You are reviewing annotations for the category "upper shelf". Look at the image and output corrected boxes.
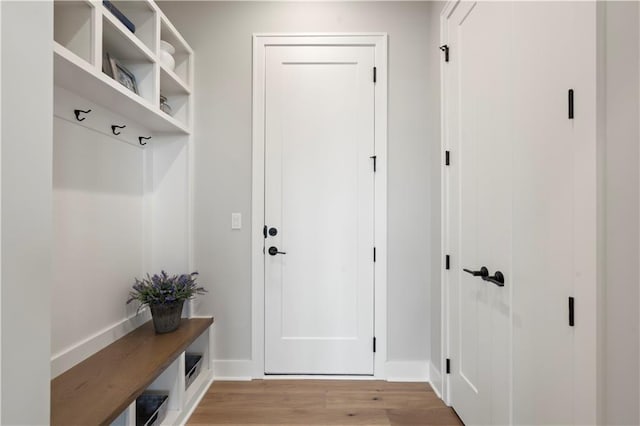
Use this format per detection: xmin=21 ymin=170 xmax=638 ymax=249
xmin=54 ymin=43 xmax=189 ymax=134
xmin=53 ymin=0 xmax=193 ymax=135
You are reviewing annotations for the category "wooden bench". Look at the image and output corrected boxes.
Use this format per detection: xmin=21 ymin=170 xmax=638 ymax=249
xmin=51 ymin=317 xmax=213 ymax=425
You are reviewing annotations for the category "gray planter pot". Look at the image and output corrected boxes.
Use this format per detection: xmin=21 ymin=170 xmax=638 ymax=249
xmin=149 ymin=300 xmax=184 ymax=334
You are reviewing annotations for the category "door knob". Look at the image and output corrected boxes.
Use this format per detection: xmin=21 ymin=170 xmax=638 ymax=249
xmin=463 ymin=266 xmax=489 ymax=278
xmin=483 ymin=271 xmax=505 ymax=287
xmin=268 ymin=227 xmax=278 ymax=236
xmin=268 ymin=246 xmax=287 ymax=256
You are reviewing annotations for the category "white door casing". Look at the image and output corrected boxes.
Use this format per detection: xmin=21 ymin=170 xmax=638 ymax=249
xmin=252 ymin=34 xmax=388 ymax=378
xmin=442 ymin=1 xmax=598 ymax=425
xmin=264 ymin=45 xmax=375 ymax=375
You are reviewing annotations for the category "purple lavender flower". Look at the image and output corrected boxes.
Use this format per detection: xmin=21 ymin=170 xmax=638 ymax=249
xmin=126 ymin=271 xmax=206 ymax=311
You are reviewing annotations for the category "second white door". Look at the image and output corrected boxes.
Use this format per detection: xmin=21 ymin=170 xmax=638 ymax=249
xmin=264 ymin=44 xmax=376 ymax=375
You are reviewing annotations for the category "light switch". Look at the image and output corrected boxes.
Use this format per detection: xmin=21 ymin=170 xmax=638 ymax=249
xmin=231 ymin=213 xmax=242 ymax=230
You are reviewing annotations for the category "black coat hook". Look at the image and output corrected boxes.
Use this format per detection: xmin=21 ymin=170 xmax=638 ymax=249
xmin=139 ymin=136 xmax=151 ymax=146
xmin=111 ymin=125 xmax=126 ymax=135
xmin=74 ymin=109 xmax=92 ymax=121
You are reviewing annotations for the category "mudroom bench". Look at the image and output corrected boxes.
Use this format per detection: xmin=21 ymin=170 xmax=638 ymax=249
xmin=51 ymin=317 xmax=214 ymax=425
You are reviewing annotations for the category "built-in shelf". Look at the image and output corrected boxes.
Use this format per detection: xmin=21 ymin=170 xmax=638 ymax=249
xmin=53 ymin=0 xmax=193 ymax=136
xmin=51 ymin=318 xmax=213 ymax=426
xmin=55 ymin=43 xmax=190 ymax=134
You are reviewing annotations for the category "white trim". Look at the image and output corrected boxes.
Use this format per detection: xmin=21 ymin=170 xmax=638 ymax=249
xmin=440 ymin=0 xmax=458 ymax=406
xmin=263 ymin=375 xmax=379 ymax=381
xmin=0 ymin=1 xmax=3 ymax=419
xmin=212 ymin=360 xmax=254 ymax=381
xmin=251 ymin=34 xmax=388 ymax=379
xmin=384 ymin=361 xmax=430 ymax=382
xmin=50 ymin=309 xmax=151 ymax=378
xmin=429 ymin=360 xmax=444 ymax=400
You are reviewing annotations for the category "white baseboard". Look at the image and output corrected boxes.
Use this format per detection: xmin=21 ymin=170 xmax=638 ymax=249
xmin=211 ymin=359 xmax=254 ymax=380
xmin=50 ymin=309 xmax=150 ymax=378
xmin=385 ymin=360 xmax=430 ymax=382
xmin=429 ymin=360 xmax=444 ymax=399
xmin=210 ymin=359 xmax=432 ymax=383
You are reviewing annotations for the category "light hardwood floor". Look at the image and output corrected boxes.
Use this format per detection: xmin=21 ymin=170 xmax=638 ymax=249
xmin=187 ymin=380 xmax=463 ymax=425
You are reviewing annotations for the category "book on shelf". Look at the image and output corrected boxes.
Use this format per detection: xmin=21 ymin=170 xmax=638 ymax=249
xmin=103 ymin=1 xmax=136 ymax=33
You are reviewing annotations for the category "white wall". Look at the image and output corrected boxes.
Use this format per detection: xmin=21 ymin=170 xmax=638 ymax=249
xmin=1 ymin=1 xmax=52 ymax=424
xmin=50 ymin=117 xmax=191 ymax=376
xmin=52 ymin=119 xmax=145 ymax=359
xmin=159 ymin=1 xmax=434 ymax=370
xmin=603 ymin=2 xmax=640 ymax=424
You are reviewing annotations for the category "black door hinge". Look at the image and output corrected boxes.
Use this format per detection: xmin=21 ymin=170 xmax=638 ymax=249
xmin=373 ymin=247 xmax=377 ymax=262
xmin=263 ymin=225 xmax=267 ymax=238
xmin=370 ymin=155 xmax=377 ymax=172
xmin=373 ymin=337 xmax=377 ymax=353
xmin=445 ymin=255 xmax=450 ymax=270
xmin=440 ymin=45 xmax=450 ymax=62
xmin=569 ymin=297 xmax=575 ymax=326
xmin=373 ymin=67 xmax=377 ymax=83
xmin=446 ymin=358 xmax=451 ymax=374
xmin=568 ymin=89 xmax=574 ymax=119
xmin=445 ymin=151 xmax=450 ymax=166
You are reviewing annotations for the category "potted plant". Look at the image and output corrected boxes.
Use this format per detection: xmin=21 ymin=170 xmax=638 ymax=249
xmin=127 ymin=271 xmax=206 ymax=334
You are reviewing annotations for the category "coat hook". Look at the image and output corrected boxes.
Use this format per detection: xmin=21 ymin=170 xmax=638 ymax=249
xmin=139 ymin=136 xmax=152 ymax=146
xmin=74 ymin=109 xmax=92 ymax=122
xmin=111 ymin=125 xmax=126 ymax=135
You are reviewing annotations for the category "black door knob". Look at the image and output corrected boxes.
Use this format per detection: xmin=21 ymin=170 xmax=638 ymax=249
xmin=483 ymin=271 xmax=505 ymax=287
xmin=463 ymin=266 xmax=489 ymax=278
xmin=268 ymin=227 xmax=278 ymax=236
xmin=268 ymin=246 xmax=287 ymax=256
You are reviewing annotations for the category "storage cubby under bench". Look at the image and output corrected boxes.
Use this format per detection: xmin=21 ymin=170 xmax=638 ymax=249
xmin=51 ymin=317 xmax=213 ymax=425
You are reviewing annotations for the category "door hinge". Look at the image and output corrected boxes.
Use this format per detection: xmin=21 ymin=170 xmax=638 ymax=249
xmin=569 ymin=297 xmax=575 ymax=326
xmin=445 ymin=255 xmax=450 ymax=270
xmin=568 ymin=89 xmax=574 ymax=119
xmin=373 ymin=337 xmax=377 ymax=353
xmin=440 ymin=44 xmax=450 ymax=62
xmin=263 ymin=225 xmax=267 ymax=238
xmin=446 ymin=358 xmax=451 ymax=374
xmin=373 ymin=67 xmax=377 ymax=83
xmin=445 ymin=151 xmax=450 ymax=166
xmin=370 ymin=155 xmax=377 ymax=172
xmin=373 ymin=247 xmax=377 ymax=262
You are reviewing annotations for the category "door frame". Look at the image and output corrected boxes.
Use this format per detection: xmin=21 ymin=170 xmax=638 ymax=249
xmin=251 ymin=34 xmax=388 ymax=378
xmin=440 ymin=1 xmax=457 ymax=404
xmin=440 ymin=1 xmax=599 ymax=422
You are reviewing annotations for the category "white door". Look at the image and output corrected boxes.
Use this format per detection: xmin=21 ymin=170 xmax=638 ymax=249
xmin=445 ymin=3 xmax=512 ymax=424
xmin=264 ymin=44 xmax=376 ymax=375
xmin=444 ymin=1 xmax=596 ymax=425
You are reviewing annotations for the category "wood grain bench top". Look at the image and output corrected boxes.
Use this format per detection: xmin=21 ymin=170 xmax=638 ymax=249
xmin=51 ymin=317 xmax=213 ymax=426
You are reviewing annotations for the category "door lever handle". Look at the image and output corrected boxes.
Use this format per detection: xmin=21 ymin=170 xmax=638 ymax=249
xmin=483 ymin=271 xmax=505 ymax=287
xmin=268 ymin=246 xmax=287 ymax=256
xmin=463 ymin=266 xmax=489 ymax=278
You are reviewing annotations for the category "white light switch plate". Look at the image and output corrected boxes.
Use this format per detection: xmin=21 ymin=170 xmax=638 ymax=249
xmin=231 ymin=213 xmax=242 ymax=229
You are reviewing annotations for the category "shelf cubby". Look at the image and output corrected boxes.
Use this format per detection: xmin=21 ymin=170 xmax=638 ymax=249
xmin=184 ymin=331 xmax=211 ymax=404
xmin=160 ymin=15 xmax=192 ymax=88
xmin=160 ymin=93 xmax=189 ymax=128
xmin=54 ymin=0 xmax=94 ymax=65
xmin=145 ymin=354 xmax=182 ymax=425
xmin=106 ymin=0 xmax=158 ymax=53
